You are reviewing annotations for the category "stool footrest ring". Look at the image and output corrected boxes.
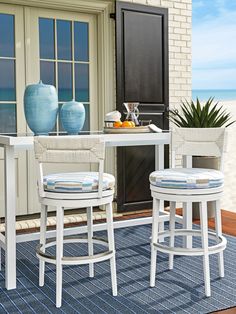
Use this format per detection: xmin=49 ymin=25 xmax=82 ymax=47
xmin=152 ymin=229 xmax=227 ymax=256
xmin=36 ymin=236 xmax=114 ymax=265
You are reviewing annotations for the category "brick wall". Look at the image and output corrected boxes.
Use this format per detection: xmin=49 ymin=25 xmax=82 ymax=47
xmin=119 ymin=0 xmax=192 ymax=111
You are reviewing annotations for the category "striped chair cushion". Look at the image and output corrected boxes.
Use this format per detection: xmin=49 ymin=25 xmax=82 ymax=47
xmin=43 ymin=172 xmax=115 ymax=193
xmin=150 ymin=168 xmax=224 ymax=189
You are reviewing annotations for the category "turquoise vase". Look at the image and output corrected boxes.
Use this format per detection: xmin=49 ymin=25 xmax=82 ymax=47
xmin=60 ymin=100 xmax=85 ymax=135
xmin=24 ymin=80 xmax=58 ymax=135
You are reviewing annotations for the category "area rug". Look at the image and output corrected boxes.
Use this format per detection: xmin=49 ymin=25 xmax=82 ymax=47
xmin=0 ymin=224 xmax=236 ymax=313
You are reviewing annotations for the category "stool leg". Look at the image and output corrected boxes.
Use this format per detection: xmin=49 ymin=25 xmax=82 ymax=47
xmin=158 ymin=200 xmax=165 ymax=243
xmin=39 ymin=204 xmax=47 ymax=287
xmin=183 ymin=201 xmax=193 ymax=249
xmin=106 ymin=202 xmax=117 ymax=296
xmin=56 ymin=206 xmax=64 ymax=308
xmin=87 ymin=206 xmax=94 ymax=278
xmin=150 ymin=198 xmax=160 ymax=287
xmin=169 ymin=201 xmax=176 ymax=270
xmin=200 ymin=201 xmax=211 ymax=297
xmin=215 ymin=200 xmax=224 ymax=278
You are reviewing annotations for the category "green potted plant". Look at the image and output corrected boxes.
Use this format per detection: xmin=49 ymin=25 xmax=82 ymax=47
xmin=169 ymin=97 xmax=235 ymax=218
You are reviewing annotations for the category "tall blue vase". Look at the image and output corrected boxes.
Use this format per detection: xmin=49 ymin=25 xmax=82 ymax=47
xmin=24 ymin=80 xmax=58 ymax=135
xmin=60 ymin=100 xmax=85 ymax=135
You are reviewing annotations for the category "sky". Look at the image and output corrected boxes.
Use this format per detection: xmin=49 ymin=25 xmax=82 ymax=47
xmin=192 ymin=0 xmax=236 ymax=90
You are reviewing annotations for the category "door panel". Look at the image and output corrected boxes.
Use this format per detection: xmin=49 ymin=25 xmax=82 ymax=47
xmin=117 ymin=113 xmax=167 ymax=211
xmin=124 ymin=146 xmax=155 ymax=203
xmin=123 ymin=11 xmax=163 ymax=103
xmin=26 ymin=8 xmax=98 ymax=214
xmin=116 ymin=2 xmax=169 ymax=211
xmin=0 ymin=5 xmax=27 ymax=217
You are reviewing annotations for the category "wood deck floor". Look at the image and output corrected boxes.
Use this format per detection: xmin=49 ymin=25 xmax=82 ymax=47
xmin=187 ymin=209 xmax=236 ymax=237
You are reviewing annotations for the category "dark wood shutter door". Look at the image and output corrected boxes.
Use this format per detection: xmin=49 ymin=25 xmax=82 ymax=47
xmin=116 ymin=1 xmax=169 ymax=211
xmin=123 ymin=11 xmax=163 ymax=103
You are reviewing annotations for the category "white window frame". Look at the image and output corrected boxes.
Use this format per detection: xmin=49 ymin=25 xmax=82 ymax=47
xmin=0 ymin=3 xmax=27 ymax=217
xmin=25 ymin=7 xmax=98 ymax=131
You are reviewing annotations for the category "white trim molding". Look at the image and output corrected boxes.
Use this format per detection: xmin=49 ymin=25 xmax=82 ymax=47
xmin=3 ymin=0 xmax=113 ymax=13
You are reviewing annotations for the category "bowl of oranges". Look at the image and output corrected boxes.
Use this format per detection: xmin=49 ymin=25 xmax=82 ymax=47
xmin=113 ymin=120 xmax=135 ymax=128
xmin=104 ymin=119 xmax=151 ymax=133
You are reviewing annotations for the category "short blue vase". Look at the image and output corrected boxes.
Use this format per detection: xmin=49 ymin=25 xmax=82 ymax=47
xmin=60 ymin=100 xmax=85 ymax=135
xmin=24 ymin=80 xmax=58 ymax=135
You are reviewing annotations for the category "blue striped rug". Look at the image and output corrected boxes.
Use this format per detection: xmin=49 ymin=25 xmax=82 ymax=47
xmin=0 ymin=224 xmax=236 ymax=314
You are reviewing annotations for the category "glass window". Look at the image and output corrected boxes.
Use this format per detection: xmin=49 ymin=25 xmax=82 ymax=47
xmin=39 ymin=18 xmax=55 ymax=59
xmin=57 ymin=20 xmax=72 ymax=60
xmin=58 ymin=103 xmax=64 ymax=131
xmin=0 ymin=59 xmax=16 ymax=101
xmin=39 ymin=17 xmax=91 ymax=132
xmin=75 ymin=63 xmax=89 ymax=102
xmin=0 ymin=104 xmax=16 ymax=133
xmin=0 ymin=13 xmax=15 ymax=58
xmin=82 ymin=103 xmax=90 ymax=131
xmin=74 ymin=22 xmax=89 ymax=61
xmin=40 ymin=61 xmax=55 ymax=85
xmin=58 ymin=62 xmax=72 ymax=101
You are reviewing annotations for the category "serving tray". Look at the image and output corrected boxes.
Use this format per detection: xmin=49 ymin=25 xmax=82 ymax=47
xmin=104 ymin=126 xmax=151 ymax=134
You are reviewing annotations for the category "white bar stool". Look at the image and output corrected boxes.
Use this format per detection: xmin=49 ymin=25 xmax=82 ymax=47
xmin=149 ymin=127 xmax=227 ymax=297
xmin=34 ymin=136 xmax=117 ymax=308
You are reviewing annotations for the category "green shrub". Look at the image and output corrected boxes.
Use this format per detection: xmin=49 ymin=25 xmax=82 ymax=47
xmin=169 ymin=97 xmax=235 ymax=128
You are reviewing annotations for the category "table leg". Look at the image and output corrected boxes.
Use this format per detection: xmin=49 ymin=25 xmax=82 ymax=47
xmin=155 ymin=144 xmax=164 ymax=171
xmin=155 ymin=145 xmax=165 ymax=241
xmin=4 ymin=146 xmax=16 ymax=290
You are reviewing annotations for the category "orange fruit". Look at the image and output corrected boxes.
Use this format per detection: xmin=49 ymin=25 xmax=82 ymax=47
xmin=113 ymin=121 xmax=122 ymax=128
xmin=122 ymin=121 xmax=132 ymax=128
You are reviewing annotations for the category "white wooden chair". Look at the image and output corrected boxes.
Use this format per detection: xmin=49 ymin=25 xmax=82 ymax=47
xmin=34 ymin=136 xmax=117 ymax=308
xmin=149 ymin=127 xmax=227 ymax=297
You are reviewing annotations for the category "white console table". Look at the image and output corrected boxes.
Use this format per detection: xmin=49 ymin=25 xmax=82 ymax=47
xmin=0 ymin=132 xmax=171 ymax=290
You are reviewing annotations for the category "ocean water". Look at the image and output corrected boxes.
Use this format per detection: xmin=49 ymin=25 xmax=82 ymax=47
xmin=0 ymin=88 xmax=88 ymax=103
xmin=192 ymin=89 xmax=236 ymax=101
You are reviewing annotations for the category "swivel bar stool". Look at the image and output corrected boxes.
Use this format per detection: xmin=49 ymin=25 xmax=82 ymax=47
xmin=34 ymin=136 xmax=117 ymax=307
xmin=149 ymin=127 xmax=227 ymax=297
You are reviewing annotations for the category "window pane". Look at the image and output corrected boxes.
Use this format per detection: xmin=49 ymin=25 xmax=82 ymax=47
xmin=75 ymin=64 xmax=89 ymax=102
xmin=58 ymin=62 xmax=72 ymax=101
xmin=0 ymin=14 xmax=15 ymax=58
xmin=39 ymin=18 xmax=55 ymax=59
xmin=74 ymin=22 xmax=89 ymax=61
xmin=40 ymin=61 xmax=55 ymax=86
xmin=58 ymin=103 xmax=64 ymax=131
xmin=0 ymin=104 xmax=16 ymax=133
xmin=82 ymin=103 xmax=89 ymax=131
xmin=57 ymin=20 xmax=72 ymax=60
xmin=0 ymin=59 xmax=16 ymax=101
xmin=39 ymin=17 xmax=55 ymax=59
